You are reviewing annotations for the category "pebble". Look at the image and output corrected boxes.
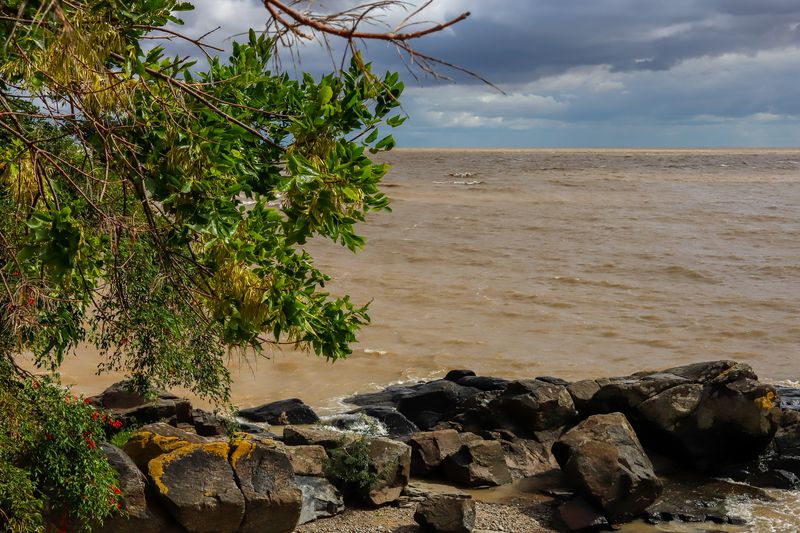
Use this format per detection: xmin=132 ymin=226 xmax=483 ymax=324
xmin=295 ymin=501 xmax=555 ymax=532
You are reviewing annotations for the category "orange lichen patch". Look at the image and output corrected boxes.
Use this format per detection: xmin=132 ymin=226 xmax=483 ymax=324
xmin=230 ymin=438 xmax=256 ymax=468
xmin=148 ymin=442 xmax=230 ymax=495
xmin=754 ymin=391 xmax=777 ymax=411
xmin=123 ymin=431 xmax=193 ymax=468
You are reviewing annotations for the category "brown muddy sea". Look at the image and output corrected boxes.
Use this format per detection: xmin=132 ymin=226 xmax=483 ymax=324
xmin=60 ymin=148 xmax=800 ymax=409
xmin=55 ymin=148 xmax=800 ymax=530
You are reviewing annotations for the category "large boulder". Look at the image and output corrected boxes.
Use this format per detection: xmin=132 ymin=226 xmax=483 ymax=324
xmin=442 ymin=440 xmax=512 ymax=487
xmin=573 ymin=361 xmax=782 ymax=468
xmin=295 ymin=476 xmax=345 ymax=525
xmin=148 ymin=442 xmax=245 ymax=533
xmin=238 ymin=398 xmax=319 ymax=425
xmin=229 ymin=439 xmax=302 ymax=533
xmin=397 ymin=381 xmax=481 ymax=431
xmin=414 ymin=494 xmax=476 ymax=533
xmin=408 ymin=430 xmax=482 ymax=477
xmin=94 ymin=444 xmax=177 ymax=533
xmin=486 ymin=379 xmax=577 ymax=436
xmin=90 ymin=381 xmax=192 ymax=426
xmin=552 ymin=413 xmax=662 ymax=522
xmin=364 ymin=437 xmax=412 ymax=505
xmin=123 ymin=424 xmax=205 ymax=470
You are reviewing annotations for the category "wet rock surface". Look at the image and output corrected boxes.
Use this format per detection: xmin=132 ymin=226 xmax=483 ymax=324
xmin=644 ymin=478 xmax=773 ymax=525
xmin=238 ymin=398 xmax=320 ymax=425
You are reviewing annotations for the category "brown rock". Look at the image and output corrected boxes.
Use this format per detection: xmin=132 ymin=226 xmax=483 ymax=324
xmin=408 ymin=430 xmax=482 ymax=477
xmin=552 ymin=413 xmax=662 ymax=522
xmin=286 ymin=445 xmax=328 ymax=477
xmin=229 ymin=438 xmax=302 ymax=533
xmin=365 ymin=437 xmax=412 ymax=506
xmin=149 ymin=442 xmax=244 ymax=533
xmin=442 ymin=440 xmax=512 ymax=487
xmin=414 ymin=494 xmax=476 ymax=533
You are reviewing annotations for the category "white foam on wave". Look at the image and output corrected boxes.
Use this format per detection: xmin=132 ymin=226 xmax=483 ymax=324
xmin=725 ymin=487 xmax=800 ymax=532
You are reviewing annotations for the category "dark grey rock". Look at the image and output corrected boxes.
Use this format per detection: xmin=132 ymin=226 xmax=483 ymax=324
xmin=397 ymin=381 xmax=481 ymax=431
xmin=90 ymin=381 xmax=192 ymax=426
xmin=553 ymin=413 xmax=662 ymax=522
xmin=444 ymin=370 xmax=476 ymax=382
xmin=414 ymin=494 xmax=476 ymax=533
xmin=348 ymin=406 xmax=419 ymax=437
xmin=487 ymin=379 xmax=577 ymax=436
xmin=454 ymin=376 xmax=510 ymax=392
xmin=536 ymin=376 xmax=570 ymax=387
xmin=344 ymin=383 xmax=425 ymax=408
xmin=296 ymin=476 xmax=344 ymax=525
xmin=238 ymin=398 xmax=319 ymax=425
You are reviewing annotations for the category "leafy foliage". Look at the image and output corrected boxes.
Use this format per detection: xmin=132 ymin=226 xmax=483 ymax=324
xmin=1 ymin=0 xmax=406 ymax=529
xmin=0 ymin=362 xmax=124 ymax=530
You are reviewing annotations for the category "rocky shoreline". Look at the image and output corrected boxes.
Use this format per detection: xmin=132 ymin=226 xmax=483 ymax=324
xmin=83 ymin=360 xmax=800 ymax=532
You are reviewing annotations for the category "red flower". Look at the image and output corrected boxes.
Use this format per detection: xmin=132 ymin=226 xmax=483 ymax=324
xmin=111 ymin=486 xmax=122 ymax=495
xmin=27 ymin=297 xmax=34 ymax=306
xmin=110 ymin=419 xmax=123 ymax=429
xmin=91 ymin=411 xmax=99 ymax=421
xmin=82 ymin=432 xmax=96 ymax=449
xmin=83 ymin=397 xmax=92 ymax=405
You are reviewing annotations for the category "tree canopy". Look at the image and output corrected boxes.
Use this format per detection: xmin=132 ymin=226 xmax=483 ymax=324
xmin=0 ymin=0 xmax=469 ymax=528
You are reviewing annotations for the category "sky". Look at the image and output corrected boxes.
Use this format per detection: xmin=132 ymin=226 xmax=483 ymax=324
xmin=170 ymin=1 xmax=800 ymax=148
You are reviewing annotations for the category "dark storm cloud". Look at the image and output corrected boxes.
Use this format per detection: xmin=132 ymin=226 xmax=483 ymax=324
xmin=158 ymin=1 xmax=800 ymax=146
xmin=394 ymin=0 xmax=800 ymax=84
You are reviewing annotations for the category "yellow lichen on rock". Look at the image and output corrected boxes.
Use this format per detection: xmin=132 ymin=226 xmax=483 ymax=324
xmin=230 ymin=438 xmax=256 ymax=468
xmin=148 ymin=444 xmax=199 ymax=495
xmin=123 ymin=431 xmax=193 ymax=469
xmin=147 ymin=442 xmax=229 ymax=495
xmin=754 ymin=391 xmax=777 ymax=411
